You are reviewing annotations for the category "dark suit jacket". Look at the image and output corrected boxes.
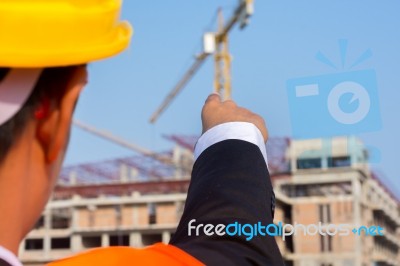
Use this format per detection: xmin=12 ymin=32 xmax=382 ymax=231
xmin=170 ymin=139 xmax=284 ymax=265
xmin=0 ymin=259 xmax=11 ymax=266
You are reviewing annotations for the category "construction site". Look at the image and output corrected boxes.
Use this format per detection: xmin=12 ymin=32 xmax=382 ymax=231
xmin=18 ymin=135 xmax=400 ymax=266
xmin=16 ymin=1 xmax=400 ymax=265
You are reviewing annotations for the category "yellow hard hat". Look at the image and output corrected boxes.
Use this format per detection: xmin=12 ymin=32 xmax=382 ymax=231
xmin=0 ymin=0 xmax=133 ymax=68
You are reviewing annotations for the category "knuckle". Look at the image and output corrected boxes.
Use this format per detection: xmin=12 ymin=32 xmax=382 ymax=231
xmin=253 ymin=114 xmax=265 ymax=124
xmin=223 ymin=100 xmax=237 ymax=107
xmin=243 ymin=108 xmax=255 ymax=117
xmin=259 ymin=117 xmax=266 ymax=126
xmin=237 ymin=106 xmax=250 ymax=115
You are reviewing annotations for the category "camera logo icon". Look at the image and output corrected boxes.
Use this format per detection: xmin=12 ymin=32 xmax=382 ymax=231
xmin=287 ymin=42 xmax=382 ymax=139
xmin=327 ymin=81 xmax=370 ymax=125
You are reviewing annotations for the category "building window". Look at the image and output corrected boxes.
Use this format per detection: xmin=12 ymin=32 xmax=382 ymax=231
xmin=51 ymin=237 xmax=71 ymax=249
xmin=297 ymin=158 xmax=322 ymax=169
xmin=295 ymin=185 xmax=307 ymax=197
xmin=110 ymin=235 xmax=130 ymax=246
xmin=328 ymin=156 xmax=351 ymax=168
xmin=148 ymin=203 xmax=156 ymax=224
xmin=142 ymin=234 xmax=162 ymax=246
xmin=51 ymin=209 xmax=71 ymax=229
xmin=82 ymin=236 xmax=101 ymax=248
xmin=25 ymin=239 xmax=43 ymax=250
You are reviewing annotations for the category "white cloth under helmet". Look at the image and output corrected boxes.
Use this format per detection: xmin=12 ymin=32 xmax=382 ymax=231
xmin=0 ymin=68 xmax=43 ymax=126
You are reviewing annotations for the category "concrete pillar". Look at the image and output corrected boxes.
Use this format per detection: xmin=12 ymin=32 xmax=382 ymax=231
xmin=43 ymin=209 xmax=51 ymax=259
xmin=289 ymin=143 xmax=297 ymax=173
xmin=131 ymin=168 xmax=139 ymax=182
xmin=172 ymin=146 xmax=181 ymax=164
xmin=72 ymin=195 xmax=81 ymax=231
xmin=347 ymin=136 xmax=358 ymax=165
xmin=18 ymin=240 xmax=25 ymax=257
xmin=129 ymin=232 xmax=143 ymax=247
xmin=71 ymin=206 xmax=78 ymax=229
xmin=71 ymin=234 xmax=82 ymax=252
xmin=173 ymin=146 xmax=183 ymax=179
xmin=321 ymin=138 xmax=331 ymax=170
xmin=120 ymin=164 xmax=129 ymax=183
xmin=69 ymin=171 xmax=77 ymax=185
xmin=162 ymin=231 xmax=171 ymax=244
xmin=101 ymin=233 xmax=109 ymax=247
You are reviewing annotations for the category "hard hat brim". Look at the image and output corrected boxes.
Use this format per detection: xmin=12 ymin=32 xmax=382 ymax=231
xmin=0 ymin=22 xmax=133 ymax=68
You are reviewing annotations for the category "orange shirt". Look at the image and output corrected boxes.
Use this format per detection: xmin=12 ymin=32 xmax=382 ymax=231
xmin=47 ymin=243 xmax=204 ymax=266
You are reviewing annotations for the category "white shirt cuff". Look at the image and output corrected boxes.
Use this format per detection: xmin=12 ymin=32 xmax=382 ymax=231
xmin=0 ymin=246 xmax=23 ymax=266
xmin=194 ymin=122 xmax=268 ymax=166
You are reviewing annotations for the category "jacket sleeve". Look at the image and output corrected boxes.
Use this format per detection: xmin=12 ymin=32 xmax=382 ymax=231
xmin=169 ymin=139 xmax=284 ymax=266
xmin=0 ymin=258 xmax=12 ymax=266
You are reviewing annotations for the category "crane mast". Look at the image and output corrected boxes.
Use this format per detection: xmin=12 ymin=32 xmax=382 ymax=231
xmin=150 ymin=0 xmax=254 ymax=123
xmin=214 ymin=8 xmax=232 ymax=100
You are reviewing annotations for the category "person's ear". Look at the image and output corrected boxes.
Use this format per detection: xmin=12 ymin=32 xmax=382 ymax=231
xmin=36 ymin=66 xmax=88 ymax=163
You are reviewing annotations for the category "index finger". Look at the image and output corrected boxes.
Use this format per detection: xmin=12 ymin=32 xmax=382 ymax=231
xmin=205 ymin=92 xmax=221 ymax=104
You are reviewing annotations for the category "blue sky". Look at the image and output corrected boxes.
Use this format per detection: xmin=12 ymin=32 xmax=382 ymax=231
xmin=66 ymin=0 xmax=400 ymax=196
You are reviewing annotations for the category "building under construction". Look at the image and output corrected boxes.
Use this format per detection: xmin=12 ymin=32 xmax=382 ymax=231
xmin=19 ymin=136 xmax=400 ymax=266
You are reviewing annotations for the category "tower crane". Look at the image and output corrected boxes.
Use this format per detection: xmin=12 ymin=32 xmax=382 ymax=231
xmin=149 ymin=0 xmax=254 ymax=123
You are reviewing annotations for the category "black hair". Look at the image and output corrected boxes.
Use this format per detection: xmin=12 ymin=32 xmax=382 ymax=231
xmin=0 ymin=66 xmax=80 ymax=164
